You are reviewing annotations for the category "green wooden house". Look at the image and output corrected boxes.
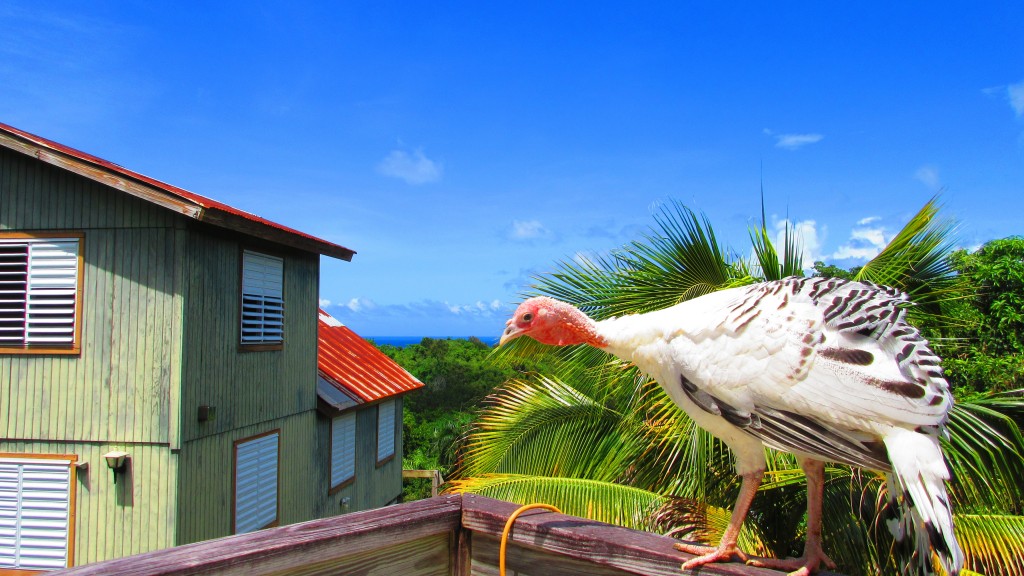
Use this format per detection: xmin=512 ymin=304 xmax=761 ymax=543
xmin=0 ymin=122 xmax=422 ymax=572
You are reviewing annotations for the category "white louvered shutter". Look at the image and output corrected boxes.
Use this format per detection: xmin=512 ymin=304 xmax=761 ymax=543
xmin=241 ymin=251 xmax=284 ymax=345
xmin=330 ymin=413 xmax=356 ymax=487
xmin=0 ymin=241 xmax=29 ymax=345
xmin=0 ymin=238 xmax=79 ymax=347
xmin=0 ymin=459 xmax=72 ymax=571
xmin=376 ymin=400 xmax=396 ymax=462
xmin=234 ymin=433 xmax=279 ymax=534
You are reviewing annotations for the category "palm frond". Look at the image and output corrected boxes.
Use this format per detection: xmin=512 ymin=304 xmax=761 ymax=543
xmin=749 ymin=216 xmax=804 ymax=281
xmin=446 ymin=473 xmax=667 ymax=531
xmin=954 ymin=513 xmax=1024 ymax=575
xmin=854 ymin=196 xmax=961 ymax=316
xmin=651 ymin=497 xmax=774 ymax=558
xmin=943 ymin=390 xmax=1024 ymax=511
xmin=457 ymin=377 xmax=639 ymax=482
xmin=628 ymin=381 xmax=736 ymax=500
xmin=528 ymin=200 xmax=734 ymax=320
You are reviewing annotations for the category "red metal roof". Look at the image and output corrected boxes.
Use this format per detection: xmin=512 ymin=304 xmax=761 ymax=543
xmin=0 ymin=122 xmax=355 ymax=261
xmin=318 ymin=310 xmax=423 ymax=403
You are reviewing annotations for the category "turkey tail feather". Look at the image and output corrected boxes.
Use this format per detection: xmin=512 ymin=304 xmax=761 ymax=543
xmin=884 ymin=428 xmax=964 ymax=575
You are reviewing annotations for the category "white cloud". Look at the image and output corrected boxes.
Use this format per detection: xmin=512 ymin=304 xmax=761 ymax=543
xmin=830 ymin=220 xmax=891 ymax=262
xmin=774 ymin=133 xmax=824 ymax=150
xmin=1008 ymin=81 xmax=1024 ymax=117
xmin=914 ymin=165 xmax=941 ymax=188
xmin=345 ymin=297 xmax=376 ymax=313
xmin=333 ymin=297 xmax=504 ymax=318
xmin=376 ymin=148 xmax=442 ymax=184
xmin=850 ymin=225 xmax=887 ymax=248
xmin=318 ymin=298 xmax=331 ymax=307
xmin=446 ymin=300 xmax=504 ymax=315
xmin=509 ymin=219 xmax=551 ymax=240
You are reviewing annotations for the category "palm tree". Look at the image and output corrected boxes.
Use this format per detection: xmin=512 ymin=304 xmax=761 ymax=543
xmin=447 ymin=197 xmax=1024 ymax=575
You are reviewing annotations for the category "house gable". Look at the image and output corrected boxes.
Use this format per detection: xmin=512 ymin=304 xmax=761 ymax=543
xmin=0 ymin=123 xmax=355 ymax=261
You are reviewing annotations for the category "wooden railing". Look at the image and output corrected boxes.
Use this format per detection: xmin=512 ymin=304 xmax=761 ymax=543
xmin=403 ymin=468 xmax=446 ymax=497
xmin=53 ymin=494 xmax=838 ymax=575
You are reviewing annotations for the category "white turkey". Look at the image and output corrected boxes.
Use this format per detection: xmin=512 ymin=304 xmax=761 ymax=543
xmin=500 ymin=276 xmax=963 ymax=576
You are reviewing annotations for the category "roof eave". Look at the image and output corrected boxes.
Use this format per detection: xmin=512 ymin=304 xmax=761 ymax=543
xmin=200 ymin=206 xmax=355 ymax=261
xmin=0 ymin=125 xmax=356 ymax=261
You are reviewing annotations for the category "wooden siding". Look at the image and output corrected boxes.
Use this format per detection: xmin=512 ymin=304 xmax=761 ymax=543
xmin=313 ymin=397 xmax=405 ymax=518
xmin=176 ymin=412 xmax=323 ymax=545
xmin=0 ymin=146 xmax=180 ymax=445
xmin=178 ymin=230 xmax=319 ymax=444
xmin=0 ymin=147 xmax=177 ymax=231
xmin=0 ymin=441 xmax=177 ymax=567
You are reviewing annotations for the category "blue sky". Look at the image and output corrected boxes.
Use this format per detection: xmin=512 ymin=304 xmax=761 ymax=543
xmin=3 ymin=2 xmax=1022 ymax=337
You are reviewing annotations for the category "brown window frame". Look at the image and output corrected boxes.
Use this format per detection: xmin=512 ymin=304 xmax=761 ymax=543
xmin=237 ymin=247 xmax=285 ymax=352
xmin=328 ymin=412 xmax=356 ymax=494
xmin=0 ymin=452 xmax=79 ymax=573
xmin=375 ymin=400 xmax=396 ymax=468
xmin=231 ymin=429 xmax=281 ymax=534
xmin=0 ymin=231 xmax=84 ymax=356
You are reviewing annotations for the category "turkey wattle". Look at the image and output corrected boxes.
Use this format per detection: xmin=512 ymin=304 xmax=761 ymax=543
xmin=500 ymin=276 xmax=963 ymax=576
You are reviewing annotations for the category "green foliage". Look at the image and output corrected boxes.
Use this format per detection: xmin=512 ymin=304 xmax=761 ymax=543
xmin=381 ymin=337 xmax=511 ymax=417
xmin=812 ymin=261 xmax=858 ymax=280
xmin=932 ymin=237 xmax=1024 ymax=395
xmin=889 ymin=236 xmax=1024 ymax=396
xmin=376 ymin=336 xmax=557 ymax=501
xmin=448 ymin=474 xmax=668 ymax=531
xmin=953 ymin=237 xmax=1024 ymax=356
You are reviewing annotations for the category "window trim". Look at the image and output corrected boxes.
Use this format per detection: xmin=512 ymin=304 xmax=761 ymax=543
xmin=375 ymin=400 xmax=396 ymax=468
xmin=328 ymin=411 xmax=356 ymax=494
xmin=0 ymin=231 xmax=84 ymax=356
xmin=237 ymin=247 xmax=285 ymax=351
xmin=0 ymin=452 xmax=79 ymax=571
xmin=231 ymin=429 xmax=281 ymax=535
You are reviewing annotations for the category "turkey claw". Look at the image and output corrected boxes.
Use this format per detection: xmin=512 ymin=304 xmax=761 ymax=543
xmin=675 ymin=541 xmax=750 ymax=569
xmin=746 ymin=551 xmax=837 ymax=576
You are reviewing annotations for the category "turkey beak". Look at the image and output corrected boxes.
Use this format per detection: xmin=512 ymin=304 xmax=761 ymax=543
xmin=499 ymin=320 xmax=523 ymax=346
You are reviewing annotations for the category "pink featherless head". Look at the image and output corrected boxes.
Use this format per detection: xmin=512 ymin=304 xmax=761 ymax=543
xmin=500 ymin=296 xmax=607 ymax=348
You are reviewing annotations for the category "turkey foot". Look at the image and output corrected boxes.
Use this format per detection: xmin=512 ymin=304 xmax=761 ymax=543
xmin=676 ymin=541 xmax=750 ymax=568
xmin=747 ymin=550 xmax=836 ymax=576
xmin=746 ymin=458 xmax=837 ymax=575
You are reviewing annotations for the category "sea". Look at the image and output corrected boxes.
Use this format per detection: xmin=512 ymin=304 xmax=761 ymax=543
xmin=365 ymin=336 xmax=500 ymax=348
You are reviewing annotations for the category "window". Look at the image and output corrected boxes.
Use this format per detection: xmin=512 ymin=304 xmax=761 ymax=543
xmin=0 ymin=234 xmax=82 ymax=354
xmin=330 ymin=413 xmax=356 ymax=491
xmin=0 ymin=454 xmax=78 ymax=571
xmin=240 ymin=250 xmax=284 ymax=347
xmin=233 ymin=431 xmax=279 ymax=534
xmin=376 ymin=400 xmax=396 ymax=465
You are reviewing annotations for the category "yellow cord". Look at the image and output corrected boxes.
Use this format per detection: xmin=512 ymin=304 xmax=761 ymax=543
xmin=499 ymin=503 xmax=562 ymax=576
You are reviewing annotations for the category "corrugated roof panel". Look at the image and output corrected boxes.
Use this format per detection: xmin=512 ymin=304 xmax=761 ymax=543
xmin=317 ymin=310 xmax=423 ymax=403
xmin=0 ymin=122 xmax=355 ymax=261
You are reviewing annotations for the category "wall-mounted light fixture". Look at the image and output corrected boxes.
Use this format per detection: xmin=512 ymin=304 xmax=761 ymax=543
xmin=103 ymin=451 xmax=129 ymax=484
xmin=198 ymin=405 xmax=216 ymax=422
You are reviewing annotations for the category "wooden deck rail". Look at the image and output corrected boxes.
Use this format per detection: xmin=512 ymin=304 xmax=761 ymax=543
xmin=403 ymin=468 xmax=446 ymax=497
xmin=54 ymin=494 xmax=839 ymax=576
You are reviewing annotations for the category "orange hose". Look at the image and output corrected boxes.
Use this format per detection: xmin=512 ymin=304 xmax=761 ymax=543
xmin=499 ymin=503 xmax=562 ymax=576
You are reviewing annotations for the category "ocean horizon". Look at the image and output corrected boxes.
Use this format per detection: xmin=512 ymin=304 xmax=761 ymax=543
xmin=365 ymin=335 xmax=500 ymax=348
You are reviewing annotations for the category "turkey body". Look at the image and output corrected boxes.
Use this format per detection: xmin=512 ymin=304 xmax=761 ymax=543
xmin=596 ymin=277 xmax=962 ymax=574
